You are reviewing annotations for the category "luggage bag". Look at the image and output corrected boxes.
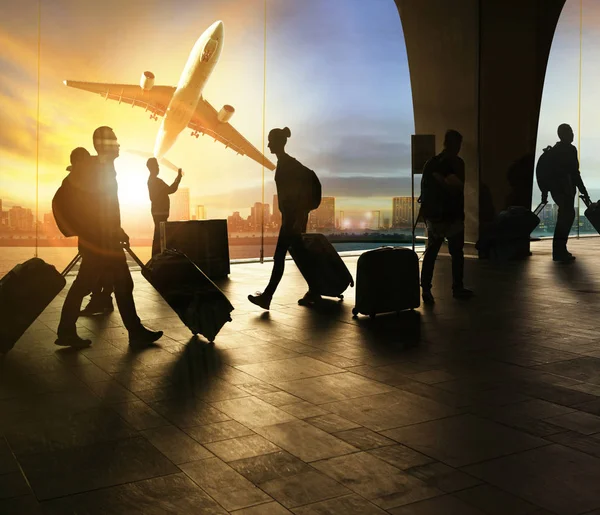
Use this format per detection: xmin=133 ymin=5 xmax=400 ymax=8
xmin=581 ymin=195 xmax=600 ymax=234
xmin=0 ymin=254 xmax=81 ymax=354
xmin=352 ymin=246 xmax=420 ymax=318
xmin=127 ymin=248 xmax=233 ymax=342
xmin=289 ymin=233 xmax=354 ymax=300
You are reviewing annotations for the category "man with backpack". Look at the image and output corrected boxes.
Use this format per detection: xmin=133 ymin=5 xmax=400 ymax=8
xmin=536 ymin=123 xmax=590 ymax=262
xmin=53 ymin=126 xmax=163 ymax=348
xmin=248 ymin=126 xmax=322 ymax=310
xmin=419 ymin=129 xmax=473 ymax=305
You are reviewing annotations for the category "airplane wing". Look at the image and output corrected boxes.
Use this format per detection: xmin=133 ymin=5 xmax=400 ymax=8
xmin=64 ymin=80 xmax=176 ymax=118
xmin=189 ymin=97 xmax=276 ymax=171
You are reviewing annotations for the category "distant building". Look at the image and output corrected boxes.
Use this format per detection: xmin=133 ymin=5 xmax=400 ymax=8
xmin=8 ymin=206 xmax=34 ymax=231
xmin=250 ymin=202 xmax=270 ymax=230
xmin=227 ymin=211 xmax=247 ymax=232
xmin=43 ymin=212 xmax=60 ymax=237
xmin=170 ymin=188 xmax=190 ymax=221
xmin=392 ymin=197 xmax=419 ymax=228
xmin=308 ymin=197 xmax=335 ymax=231
xmin=196 ymin=205 xmax=206 ymax=220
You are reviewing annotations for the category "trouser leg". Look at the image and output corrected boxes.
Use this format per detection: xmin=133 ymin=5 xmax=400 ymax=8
xmin=110 ymin=252 xmax=142 ymax=333
xmin=447 ymin=228 xmax=465 ymax=290
xmin=551 ymin=191 xmax=575 ymax=256
xmin=420 ymin=234 xmax=444 ymax=291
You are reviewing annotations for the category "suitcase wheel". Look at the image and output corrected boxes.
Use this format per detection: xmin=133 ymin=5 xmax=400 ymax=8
xmin=338 ymin=295 xmax=344 ymax=301
xmin=352 ymin=307 xmax=358 ymax=317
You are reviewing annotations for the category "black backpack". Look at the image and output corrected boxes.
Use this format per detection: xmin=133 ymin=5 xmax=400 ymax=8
xmin=52 ymin=176 xmax=77 ymax=237
xmin=536 ymin=145 xmax=556 ymax=194
xmin=296 ymin=162 xmax=321 ymax=211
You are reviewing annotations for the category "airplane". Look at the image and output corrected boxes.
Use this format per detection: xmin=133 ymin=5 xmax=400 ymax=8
xmin=63 ymin=20 xmax=275 ymax=171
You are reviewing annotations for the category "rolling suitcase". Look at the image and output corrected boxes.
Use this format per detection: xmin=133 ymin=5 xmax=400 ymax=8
xmin=352 ymin=247 xmax=420 ymax=318
xmin=289 ymin=233 xmax=354 ymax=300
xmin=127 ymin=248 xmax=233 ymax=342
xmin=160 ymin=220 xmax=230 ymax=279
xmin=581 ymin=195 xmax=600 ymax=234
xmin=0 ymin=254 xmax=81 ymax=354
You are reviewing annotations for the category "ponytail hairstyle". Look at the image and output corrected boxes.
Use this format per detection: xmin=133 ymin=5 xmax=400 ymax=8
xmin=268 ymin=126 xmax=291 ymax=146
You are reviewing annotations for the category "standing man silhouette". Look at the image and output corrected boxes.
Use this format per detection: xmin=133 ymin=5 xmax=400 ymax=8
xmin=419 ymin=129 xmax=473 ymax=304
xmin=55 ymin=126 xmax=163 ymax=348
xmin=546 ymin=123 xmax=590 ymax=262
xmin=147 ymin=157 xmax=183 ymax=257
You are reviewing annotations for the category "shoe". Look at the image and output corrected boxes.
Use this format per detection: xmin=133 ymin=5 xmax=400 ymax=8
xmin=453 ymin=287 xmax=474 ymax=299
xmin=422 ymin=290 xmax=435 ymax=305
xmin=553 ymin=253 xmax=575 ymax=262
xmin=248 ymin=292 xmax=272 ymax=310
xmin=80 ymin=298 xmax=114 ymax=316
xmin=298 ymin=291 xmax=322 ymax=306
xmin=55 ymin=334 xmax=92 ymax=348
xmin=129 ymin=327 xmax=163 ymax=347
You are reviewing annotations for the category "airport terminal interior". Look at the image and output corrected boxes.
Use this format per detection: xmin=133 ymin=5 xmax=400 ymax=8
xmin=3 ymin=240 xmax=600 ymax=515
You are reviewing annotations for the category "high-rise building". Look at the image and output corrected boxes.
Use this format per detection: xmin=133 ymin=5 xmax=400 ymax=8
xmin=392 ymin=197 xmax=419 ymax=228
xmin=250 ymin=202 xmax=270 ymax=230
xmin=8 ymin=206 xmax=34 ymax=231
xmin=227 ymin=211 xmax=247 ymax=232
xmin=308 ymin=197 xmax=335 ymax=230
xmin=170 ymin=188 xmax=190 ymax=221
xmin=196 ymin=205 xmax=206 ymax=220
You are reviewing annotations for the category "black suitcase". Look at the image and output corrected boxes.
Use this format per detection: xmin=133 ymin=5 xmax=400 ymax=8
xmin=160 ymin=220 xmax=230 ymax=279
xmin=289 ymin=233 xmax=354 ymax=300
xmin=0 ymin=254 xmax=80 ymax=354
xmin=581 ymin=196 xmax=600 ymax=234
xmin=352 ymin=247 xmax=420 ymax=318
xmin=127 ymin=248 xmax=233 ymax=342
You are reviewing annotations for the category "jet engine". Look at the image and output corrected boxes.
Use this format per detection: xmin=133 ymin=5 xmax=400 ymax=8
xmin=217 ymin=105 xmax=235 ymax=123
xmin=140 ymin=71 xmax=155 ymax=91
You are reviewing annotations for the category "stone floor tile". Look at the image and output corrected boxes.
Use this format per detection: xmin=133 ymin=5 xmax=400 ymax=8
xmin=258 ymin=391 xmax=302 ymax=407
xmin=312 ymin=452 xmax=441 ymax=508
xmin=454 ymin=484 xmax=540 ymax=515
xmin=41 ymin=473 xmax=228 ymax=514
xmin=304 ymin=414 xmax=361 ymax=433
xmin=19 ymin=437 xmax=179 ymax=501
xmin=333 ymin=427 xmax=395 ymax=450
xmin=231 ymin=501 xmax=293 ymax=514
xmin=383 ymin=414 xmax=546 ymax=467
xmin=229 ymin=450 xmax=312 ymax=484
xmin=0 ymin=495 xmax=42 ymax=515
xmin=387 ymin=494 xmax=487 ymax=515
xmin=236 ymin=357 xmax=343 ymax=384
xmin=547 ymin=431 xmax=600 ymax=458
xmin=279 ymin=401 xmax=329 ymax=419
xmin=255 ymin=420 xmax=358 ymax=462
xmin=406 ymin=462 xmax=482 ymax=492
xmin=260 ymin=470 xmax=350 ymax=508
xmin=291 ymin=494 xmax=388 ymax=515
xmin=466 ymin=444 xmax=600 ymax=515
xmin=211 ymin=396 xmax=298 ymax=428
xmin=367 ymin=444 xmax=435 ymax=470
xmin=181 ymin=457 xmax=272 ymax=511
xmin=0 ymin=471 xmax=30 ymax=500
xmin=205 ymin=434 xmax=280 ymax=462
xmin=322 ymin=389 xmax=458 ymax=431
xmin=110 ymin=400 xmax=170 ymax=430
xmin=184 ymin=420 xmax=255 ymax=444
xmin=274 ymin=372 xmax=394 ymax=405
xmin=142 ymin=425 xmax=213 ymax=464
xmin=545 ymin=411 xmax=600 ymax=435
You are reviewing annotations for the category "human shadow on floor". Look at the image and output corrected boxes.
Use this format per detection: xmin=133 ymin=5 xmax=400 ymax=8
xmin=354 ymin=310 xmax=421 ymax=351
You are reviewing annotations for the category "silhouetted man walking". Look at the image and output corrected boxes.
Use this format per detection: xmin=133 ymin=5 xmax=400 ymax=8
xmin=419 ymin=129 xmax=473 ymax=304
xmin=147 ymin=157 xmax=183 ymax=257
xmin=55 ymin=126 xmax=163 ymax=348
xmin=544 ymin=123 xmax=590 ymax=262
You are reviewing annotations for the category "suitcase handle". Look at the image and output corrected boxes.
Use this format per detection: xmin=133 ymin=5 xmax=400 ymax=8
xmin=124 ymin=245 xmax=147 ymax=271
xmin=61 ymin=253 xmax=81 ymax=277
xmin=533 ymin=202 xmax=547 ymax=216
xmin=580 ymin=195 xmax=593 ymax=208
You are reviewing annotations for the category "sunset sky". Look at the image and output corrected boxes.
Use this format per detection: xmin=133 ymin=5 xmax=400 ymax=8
xmin=1 ymin=0 xmax=599 ymax=233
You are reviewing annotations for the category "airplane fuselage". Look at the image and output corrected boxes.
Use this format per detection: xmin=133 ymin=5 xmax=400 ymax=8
xmin=154 ymin=20 xmax=224 ymax=159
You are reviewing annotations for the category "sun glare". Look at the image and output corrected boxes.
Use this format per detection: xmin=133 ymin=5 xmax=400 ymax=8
xmin=115 ymin=154 xmax=150 ymax=207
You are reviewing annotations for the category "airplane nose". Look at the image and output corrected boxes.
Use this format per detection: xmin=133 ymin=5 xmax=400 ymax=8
xmin=212 ymin=20 xmax=224 ymax=40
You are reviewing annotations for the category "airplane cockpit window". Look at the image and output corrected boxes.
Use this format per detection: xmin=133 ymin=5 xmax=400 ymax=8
xmin=202 ymin=39 xmax=218 ymax=62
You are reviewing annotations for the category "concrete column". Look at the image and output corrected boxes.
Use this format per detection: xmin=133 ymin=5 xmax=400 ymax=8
xmin=395 ymin=0 xmax=565 ymax=249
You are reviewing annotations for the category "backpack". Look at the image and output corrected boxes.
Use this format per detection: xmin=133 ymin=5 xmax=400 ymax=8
xmin=536 ymin=145 xmax=556 ymax=194
xmin=52 ymin=177 xmax=77 ymax=237
xmin=297 ymin=162 xmax=321 ymax=211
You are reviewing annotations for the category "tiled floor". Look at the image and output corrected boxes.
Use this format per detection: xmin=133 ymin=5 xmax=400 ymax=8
xmin=3 ymin=239 xmax=600 ymax=514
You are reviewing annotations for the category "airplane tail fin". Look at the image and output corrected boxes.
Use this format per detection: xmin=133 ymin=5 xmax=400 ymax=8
xmin=123 ymin=149 xmax=180 ymax=173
